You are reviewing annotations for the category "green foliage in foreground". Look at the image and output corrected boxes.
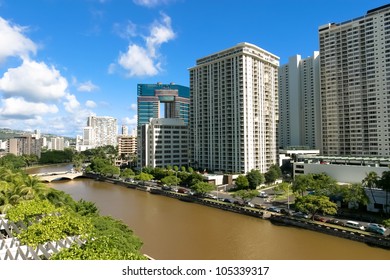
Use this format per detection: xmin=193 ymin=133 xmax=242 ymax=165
xmin=1 ymin=169 xmax=146 ymax=260
xmin=51 ymin=216 xmax=147 ymax=260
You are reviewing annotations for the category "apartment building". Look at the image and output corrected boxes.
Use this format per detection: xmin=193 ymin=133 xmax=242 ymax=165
xmin=319 ymin=4 xmax=390 ymax=156
xmin=278 ymin=53 xmax=321 ymax=150
xmin=138 ymin=118 xmax=188 ymax=168
xmin=8 ymin=135 xmax=43 ymax=158
xmin=189 ymin=42 xmax=279 ymax=174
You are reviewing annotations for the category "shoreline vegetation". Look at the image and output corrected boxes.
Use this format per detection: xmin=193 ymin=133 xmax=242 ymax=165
xmin=0 ymin=167 xmax=147 ymax=260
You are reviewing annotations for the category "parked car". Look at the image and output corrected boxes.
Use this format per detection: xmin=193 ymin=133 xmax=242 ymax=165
xmin=280 ymin=208 xmax=293 ymax=215
xmin=223 ymin=198 xmax=234 ymax=203
xmin=233 ymin=200 xmax=245 ymax=206
xmin=258 ymin=191 xmax=268 ymax=198
xmin=178 ymin=188 xmax=189 ymax=194
xmin=293 ymin=212 xmax=309 ymax=219
xmin=266 ymin=206 xmax=281 ymax=213
xmin=313 ymin=215 xmax=327 ymax=222
xmin=246 ymin=201 xmax=255 ymax=208
xmin=345 ymin=220 xmax=365 ymax=231
xmin=326 ymin=219 xmax=345 ymax=227
xmin=205 ymin=194 xmax=217 ymax=199
xmin=366 ymin=223 xmax=386 ymax=235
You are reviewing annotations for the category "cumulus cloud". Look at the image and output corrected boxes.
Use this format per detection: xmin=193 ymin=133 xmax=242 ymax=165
xmin=63 ymin=93 xmax=80 ymax=113
xmin=113 ymin=21 xmax=137 ymax=39
xmin=118 ymin=44 xmax=159 ymax=76
xmin=0 ymin=97 xmax=58 ymax=119
xmin=85 ymin=100 xmax=97 ymax=108
xmin=77 ymin=80 xmax=99 ymax=92
xmin=122 ymin=115 xmax=138 ymax=126
xmin=0 ymin=17 xmax=37 ymax=62
xmin=0 ymin=59 xmax=68 ymax=102
xmin=114 ymin=13 xmax=175 ymax=77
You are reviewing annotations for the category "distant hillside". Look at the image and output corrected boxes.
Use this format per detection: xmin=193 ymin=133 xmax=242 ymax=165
xmin=0 ymin=128 xmax=75 ymax=142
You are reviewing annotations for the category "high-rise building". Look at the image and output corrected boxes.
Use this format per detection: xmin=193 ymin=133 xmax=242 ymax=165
xmin=319 ymin=4 xmax=390 ymax=156
xmin=189 ymin=42 xmax=279 ymax=174
xmin=81 ymin=116 xmax=118 ymax=148
xmin=137 ymin=83 xmax=190 ymax=169
xmin=137 ymin=83 xmax=190 ymax=126
xmin=278 ymin=53 xmax=321 ymax=149
xmin=8 ymin=135 xmax=43 ymax=158
xmin=51 ymin=137 xmax=65 ymax=151
xmin=139 ymin=118 xmax=188 ymax=168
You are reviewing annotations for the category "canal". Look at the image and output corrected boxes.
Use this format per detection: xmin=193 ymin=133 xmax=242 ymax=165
xmin=28 ymin=165 xmax=390 ymax=260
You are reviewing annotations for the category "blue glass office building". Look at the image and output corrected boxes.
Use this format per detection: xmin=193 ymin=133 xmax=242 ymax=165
xmin=137 ymin=83 xmax=190 ymax=126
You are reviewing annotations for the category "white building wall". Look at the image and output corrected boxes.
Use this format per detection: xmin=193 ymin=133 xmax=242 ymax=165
xmin=294 ymin=162 xmax=389 ymax=183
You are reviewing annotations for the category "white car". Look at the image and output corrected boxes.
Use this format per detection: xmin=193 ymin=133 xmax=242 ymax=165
xmin=258 ymin=191 xmax=268 ymax=198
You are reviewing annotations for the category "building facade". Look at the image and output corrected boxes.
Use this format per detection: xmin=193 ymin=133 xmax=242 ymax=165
xmin=137 ymin=83 xmax=190 ymax=169
xmin=278 ymin=53 xmax=321 ymax=150
xmin=189 ymin=42 xmax=279 ymax=174
xmin=86 ymin=116 xmax=118 ymax=147
xmin=7 ymin=135 xmax=43 ymax=158
xmin=319 ymin=4 xmax=390 ymax=156
xmin=137 ymin=83 xmax=190 ymax=126
xmin=138 ymin=118 xmax=188 ymax=168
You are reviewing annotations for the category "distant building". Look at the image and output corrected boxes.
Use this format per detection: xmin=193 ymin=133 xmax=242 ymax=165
xmin=50 ymin=137 xmax=65 ymax=151
xmin=189 ymin=42 xmax=279 ymax=174
xmin=121 ymin=125 xmax=129 ymax=136
xmin=116 ymin=134 xmax=137 ymax=166
xmin=7 ymin=135 xmax=43 ymax=158
xmin=278 ymin=53 xmax=321 ymax=150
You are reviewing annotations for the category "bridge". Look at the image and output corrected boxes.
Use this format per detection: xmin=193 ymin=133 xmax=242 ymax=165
xmin=34 ymin=171 xmax=85 ymax=182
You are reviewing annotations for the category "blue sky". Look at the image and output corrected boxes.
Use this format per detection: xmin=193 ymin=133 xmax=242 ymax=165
xmin=0 ymin=0 xmax=389 ymax=137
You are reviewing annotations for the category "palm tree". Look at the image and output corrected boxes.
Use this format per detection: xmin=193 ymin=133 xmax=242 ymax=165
xmin=362 ymin=171 xmax=380 ymax=205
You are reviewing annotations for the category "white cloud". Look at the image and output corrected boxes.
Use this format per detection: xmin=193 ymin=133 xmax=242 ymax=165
xmin=146 ymin=13 xmax=175 ymax=57
xmin=113 ymin=21 xmax=137 ymax=39
xmin=133 ymin=0 xmax=171 ymax=7
xmin=0 ymin=59 xmax=68 ymax=102
xmin=118 ymin=44 xmax=159 ymax=76
xmin=130 ymin=103 xmax=137 ymax=110
xmin=77 ymin=80 xmax=99 ymax=92
xmin=122 ymin=115 xmax=138 ymax=126
xmin=0 ymin=97 xmax=58 ymax=119
xmin=85 ymin=100 xmax=97 ymax=108
xmin=0 ymin=17 xmax=37 ymax=62
xmin=114 ymin=13 xmax=175 ymax=77
xmin=63 ymin=93 xmax=80 ymax=113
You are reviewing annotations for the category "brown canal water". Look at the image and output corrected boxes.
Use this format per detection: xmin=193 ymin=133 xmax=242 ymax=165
xmin=28 ymin=165 xmax=390 ymax=260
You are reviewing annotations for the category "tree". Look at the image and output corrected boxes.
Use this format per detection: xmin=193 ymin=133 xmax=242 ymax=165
xmin=232 ymin=189 xmax=259 ymax=204
xmin=121 ymin=168 xmax=135 ymax=179
xmin=235 ymin=175 xmax=249 ymax=190
xmin=341 ymin=183 xmax=369 ymax=209
xmin=292 ymin=174 xmax=315 ymax=196
xmin=264 ymin=164 xmax=282 ymax=184
xmin=362 ymin=171 xmax=380 ymax=205
xmin=161 ymin=175 xmax=181 ymax=186
xmin=294 ymin=195 xmax=337 ymax=220
xmin=190 ymin=182 xmax=215 ymax=196
xmin=135 ymin=172 xmax=154 ymax=185
xmin=246 ymin=169 xmax=264 ymax=189
xmin=311 ymin=173 xmax=337 ymax=195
